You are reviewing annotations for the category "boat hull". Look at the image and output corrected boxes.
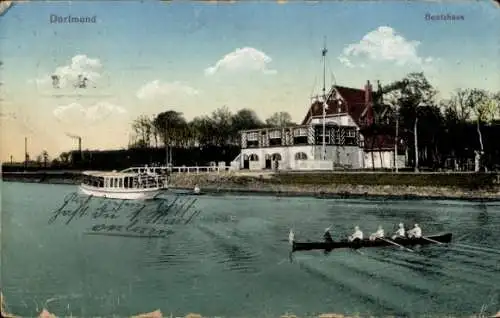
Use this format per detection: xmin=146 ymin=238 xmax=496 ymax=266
xmin=292 ymin=233 xmax=452 ymax=252
xmin=79 ymin=184 xmax=164 ymax=200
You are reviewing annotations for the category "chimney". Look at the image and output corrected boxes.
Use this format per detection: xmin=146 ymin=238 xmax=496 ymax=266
xmin=364 ymin=80 xmax=373 ymax=105
xmin=364 ymin=80 xmax=374 ymax=126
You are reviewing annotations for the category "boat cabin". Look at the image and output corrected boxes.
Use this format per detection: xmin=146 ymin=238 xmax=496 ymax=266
xmin=82 ymin=172 xmax=166 ymax=189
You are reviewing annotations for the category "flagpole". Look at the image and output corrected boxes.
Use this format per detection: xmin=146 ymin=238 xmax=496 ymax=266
xmin=322 ymin=37 xmax=327 ymax=161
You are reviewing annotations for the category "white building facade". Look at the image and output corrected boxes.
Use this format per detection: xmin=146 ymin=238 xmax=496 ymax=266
xmin=232 ymin=81 xmax=407 ymax=171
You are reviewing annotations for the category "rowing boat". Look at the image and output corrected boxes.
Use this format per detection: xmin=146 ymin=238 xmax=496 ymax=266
xmin=291 ymin=233 xmax=452 ymax=252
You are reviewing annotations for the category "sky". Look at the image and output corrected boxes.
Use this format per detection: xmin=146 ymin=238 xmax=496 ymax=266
xmin=0 ymin=0 xmax=499 ymax=162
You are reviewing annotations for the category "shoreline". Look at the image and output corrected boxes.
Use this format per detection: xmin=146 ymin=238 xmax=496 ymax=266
xmin=2 ymin=172 xmax=500 ymax=201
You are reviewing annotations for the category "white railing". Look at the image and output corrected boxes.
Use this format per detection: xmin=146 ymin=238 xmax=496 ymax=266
xmin=170 ymin=166 xmax=233 ymax=173
xmin=121 ymin=165 xmax=233 ymax=174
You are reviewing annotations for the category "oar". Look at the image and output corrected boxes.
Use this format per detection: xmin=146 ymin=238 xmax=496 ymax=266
xmin=379 ymin=237 xmax=414 ymax=252
xmin=421 ymin=236 xmax=444 ymax=245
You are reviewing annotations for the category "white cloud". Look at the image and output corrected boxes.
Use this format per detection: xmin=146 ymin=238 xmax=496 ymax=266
xmin=338 ymin=26 xmax=433 ymax=68
xmin=204 ymin=47 xmax=277 ymax=76
xmin=53 ymin=101 xmax=126 ymax=125
xmin=136 ymin=80 xmax=199 ymax=100
xmin=30 ymin=55 xmax=102 ymax=89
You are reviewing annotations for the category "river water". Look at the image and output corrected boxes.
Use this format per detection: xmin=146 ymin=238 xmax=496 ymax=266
xmin=1 ymin=181 xmax=500 ymax=317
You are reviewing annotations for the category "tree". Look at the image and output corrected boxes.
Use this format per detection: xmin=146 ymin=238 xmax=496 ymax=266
xmin=191 ymin=116 xmax=215 ymax=146
xmin=471 ymin=89 xmax=497 ymax=170
xmin=494 ymin=91 xmax=500 ymax=118
xmin=131 ymin=115 xmax=153 ymax=148
xmin=371 ymin=80 xmax=408 ymax=171
xmin=265 ymin=112 xmax=294 ymax=128
xmin=59 ymin=152 xmax=70 ymax=163
xmin=210 ymin=106 xmax=233 ymax=146
xmin=441 ymin=89 xmax=476 ymax=123
xmin=152 ymin=110 xmax=187 ymax=164
xmin=387 ymin=72 xmax=437 ymax=172
xmin=231 ymin=109 xmax=264 ymax=143
xmin=42 ymin=150 xmax=49 ymax=168
xmin=153 ymin=110 xmax=187 ymax=146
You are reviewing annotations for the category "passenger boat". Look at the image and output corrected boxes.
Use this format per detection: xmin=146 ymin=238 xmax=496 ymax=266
xmin=79 ymin=166 xmax=169 ymax=200
xmin=291 ymin=232 xmax=452 ymax=252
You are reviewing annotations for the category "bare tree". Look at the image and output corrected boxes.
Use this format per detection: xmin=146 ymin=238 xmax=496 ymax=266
xmin=472 ymin=90 xmax=497 ymax=170
xmin=42 ymin=150 xmax=49 ymax=167
xmin=132 ymin=115 xmax=153 ymax=147
xmin=385 ymin=73 xmax=437 ymax=172
xmin=441 ymin=89 xmax=474 ymax=123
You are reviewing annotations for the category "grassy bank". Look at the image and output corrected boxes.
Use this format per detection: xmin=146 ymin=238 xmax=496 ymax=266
xmin=169 ymin=172 xmax=500 ymax=200
xmin=2 ymin=171 xmax=500 ymax=200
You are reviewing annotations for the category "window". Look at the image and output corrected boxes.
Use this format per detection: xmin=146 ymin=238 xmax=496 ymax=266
xmin=293 ymin=128 xmax=309 ymax=145
xmin=269 ymin=130 xmax=281 ymax=139
xmin=247 ymin=132 xmax=258 ymax=141
xmin=315 ymin=127 xmax=330 ymax=144
xmin=345 ymin=129 xmax=357 ymax=146
xmin=295 ymin=152 xmax=307 ymax=160
xmin=246 ymin=132 xmax=259 ymax=147
xmin=249 ymin=154 xmax=259 ymax=161
xmin=293 ymin=128 xmax=308 ymax=137
xmin=271 ymin=153 xmax=282 ymax=161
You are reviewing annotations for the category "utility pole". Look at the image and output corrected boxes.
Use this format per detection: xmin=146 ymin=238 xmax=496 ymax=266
xmin=24 ymin=137 xmax=27 ymax=170
xmin=395 ymin=105 xmax=399 ymax=173
xmin=165 ymin=125 xmax=168 ymax=167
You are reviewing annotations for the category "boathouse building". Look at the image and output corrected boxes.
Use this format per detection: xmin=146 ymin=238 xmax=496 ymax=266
xmin=232 ymin=80 xmax=407 ymax=171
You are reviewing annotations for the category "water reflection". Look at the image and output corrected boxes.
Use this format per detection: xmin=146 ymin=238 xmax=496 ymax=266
xmin=477 ymin=203 xmax=489 ymax=226
xmin=196 ymin=225 xmax=261 ymax=274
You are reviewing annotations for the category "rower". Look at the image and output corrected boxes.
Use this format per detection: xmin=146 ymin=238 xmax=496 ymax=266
xmin=391 ymin=223 xmax=406 ymax=240
xmin=407 ymin=223 xmax=422 ymax=239
xmin=369 ymin=225 xmax=384 ymax=241
xmin=324 ymin=227 xmax=334 ymax=243
xmin=348 ymin=226 xmax=363 ymax=242
xmin=193 ymin=184 xmax=201 ymax=194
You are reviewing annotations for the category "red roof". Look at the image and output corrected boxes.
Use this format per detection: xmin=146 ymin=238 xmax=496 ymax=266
xmin=301 ymin=85 xmax=374 ymax=127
